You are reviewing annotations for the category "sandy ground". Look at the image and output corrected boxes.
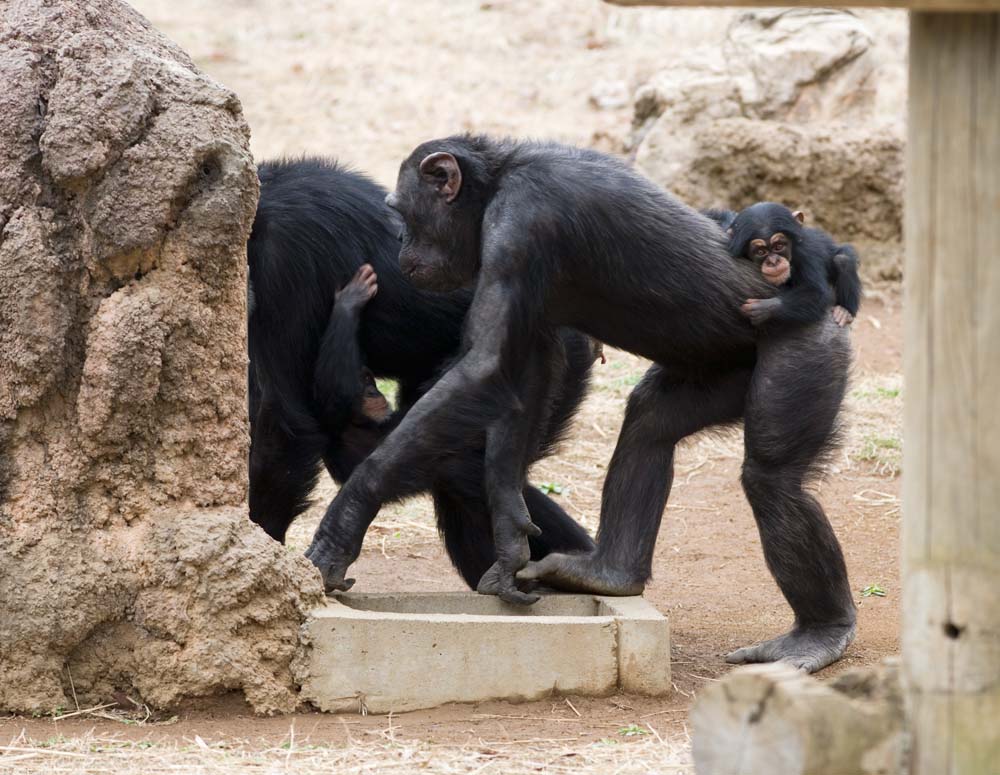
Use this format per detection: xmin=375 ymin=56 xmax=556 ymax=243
xmin=0 ymin=1 xmax=904 ymax=772
xmin=129 ymin=0 xmax=748 ymax=185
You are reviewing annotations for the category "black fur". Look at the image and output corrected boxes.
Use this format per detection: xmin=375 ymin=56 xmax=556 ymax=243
xmin=247 ymin=157 xmax=594 ymax=587
xmin=307 ymin=136 xmax=857 ymax=671
xmin=701 ymin=208 xmax=738 ymax=232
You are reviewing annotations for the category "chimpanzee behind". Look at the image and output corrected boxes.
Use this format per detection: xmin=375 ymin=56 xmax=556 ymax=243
xmin=247 ymin=157 xmax=595 ymax=588
xmin=307 ymin=136 xmax=856 ymax=672
xmin=705 ymin=203 xmax=862 ymax=328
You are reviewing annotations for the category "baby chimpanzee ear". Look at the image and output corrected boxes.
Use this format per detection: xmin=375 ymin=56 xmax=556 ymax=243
xmin=792 ymin=210 xmax=806 ymax=224
xmin=419 ymin=152 xmax=462 ymax=203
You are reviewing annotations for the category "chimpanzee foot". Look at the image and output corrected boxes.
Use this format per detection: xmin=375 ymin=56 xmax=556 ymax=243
xmin=725 ymin=622 xmax=856 ymax=673
xmin=517 ymin=552 xmax=646 ymax=596
xmin=304 ymin=536 xmax=357 ymax=594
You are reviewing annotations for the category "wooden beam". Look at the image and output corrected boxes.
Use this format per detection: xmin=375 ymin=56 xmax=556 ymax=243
xmin=605 ymin=0 xmax=1000 ymax=9
xmin=903 ymin=11 xmax=1000 ymax=774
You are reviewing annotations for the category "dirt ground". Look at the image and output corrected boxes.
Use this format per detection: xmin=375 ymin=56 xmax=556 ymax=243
xmin=0 ymin=1 xmax=904 ymax=772
xmin=0 ymin=291 xmax=903 ymax=774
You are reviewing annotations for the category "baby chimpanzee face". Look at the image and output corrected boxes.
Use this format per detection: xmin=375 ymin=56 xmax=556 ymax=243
xmin=729 ymin=203 xmax=805 ymax=288
xmin=359 ymin=368 xmax=390 ymax=423
xmin=745 ymin=232 xmax=792 ymax=286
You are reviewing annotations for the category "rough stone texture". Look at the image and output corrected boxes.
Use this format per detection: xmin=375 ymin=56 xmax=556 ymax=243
xmin=631 ymin=9 xmax=905 ymax=278
xmin=691 ymin=661 xmax=905 ymax=775
xmin=298 ymin=593 xmax=670 ymax=713
xmin=0 ymin=0 xmax=323 ymax=714
xmin=635 ymin=114 xmax=904 ymax=245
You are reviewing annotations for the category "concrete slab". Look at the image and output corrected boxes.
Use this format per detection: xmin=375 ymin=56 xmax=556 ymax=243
xmin=298 ymin=592 xmax=670 ymax=713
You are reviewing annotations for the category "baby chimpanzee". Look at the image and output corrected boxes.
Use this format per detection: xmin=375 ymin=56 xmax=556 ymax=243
xmin=356 ymin=367 xmax=390 ymax=423
xmin=310 ymin=264 xmax=397 ymax=473
xmin=704 ymin=203 xmax=862 ymax=328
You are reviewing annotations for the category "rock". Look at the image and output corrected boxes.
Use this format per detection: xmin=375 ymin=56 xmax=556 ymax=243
xmin=637 ymin=117 xmax=904 ymax=245
xmin=0 ymin=0 xmax=324 ymax=715
xmin=724 ymin=9 xmax=877 ymax=124
xmin=589 ymin=79 xmax=631 ymax=111
xmin=630 ymin=8 xmax=905 ymax=267
xmin=692 ymin=661 xmax=905 ymax=775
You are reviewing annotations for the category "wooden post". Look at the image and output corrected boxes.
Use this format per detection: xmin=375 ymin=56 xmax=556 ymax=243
xmin=902 ymin=12 xmax=1000 ymax=774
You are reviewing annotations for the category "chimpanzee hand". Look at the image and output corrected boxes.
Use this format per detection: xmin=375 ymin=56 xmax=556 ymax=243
xmin=304 ymin=533 xmax=357 ymax=594
xmin=476 ymin=492 xmax=542 ymax=605
xmin=831 ymin=306 xmax=854 ymax=327
xmin=336 ymin=264 xmax=378 ymax=314
xmin=741 ymin=297 xmax=780 ymax=326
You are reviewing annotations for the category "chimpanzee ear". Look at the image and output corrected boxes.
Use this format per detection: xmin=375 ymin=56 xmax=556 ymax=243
xmin=419 ymin=152 xmax=462 ymax=203
xmin=792 ymin=210 xmax=806 ymax=224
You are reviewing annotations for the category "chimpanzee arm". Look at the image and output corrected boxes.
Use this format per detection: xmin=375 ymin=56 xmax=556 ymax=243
xmin=306 ymin=262 xmax=544 ymax=601
xmin=771 ymin=281 xmax=834 ymax=324
xmin=830 ymin=245 xmax=862 ymax=317
xmin=745 ymin=269 xmax=832 ymax=326
xmin=313 ymin=301 xmax=365 ymax=432
xmin=313 ymin=264 xmax=378 ymax=430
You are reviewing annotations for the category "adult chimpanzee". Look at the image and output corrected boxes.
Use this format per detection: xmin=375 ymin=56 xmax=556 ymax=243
xmin=305 ymin=137 xmax=856 ymax=672
xmin=705 ymin=203 xmax=862 ymax=328
xmin=247 ymin=157 xmax=596 ymax=589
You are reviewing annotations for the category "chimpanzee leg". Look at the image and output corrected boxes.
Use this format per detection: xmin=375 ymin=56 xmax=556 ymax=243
xmin=726 ymin=323 xmax=855 ymax=672
xmin=432 ymin=487 xmax=497 ymax=589
xmin=476 ymin=336 xmax=563 ymax=604
xmin=523 ymin=487 xmax=595 ymax=556
xmin=249 ymin=401 xmax=324 ymax=542
xmin=519 ymin=365 xmax=751 ymax=593
xmin=434 ymin=477 xmax=595 ymax=589
xmin=305 ymin=276 xmax=543 ymax=594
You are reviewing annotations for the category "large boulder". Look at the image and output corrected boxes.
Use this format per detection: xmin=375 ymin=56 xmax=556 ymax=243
xmin=0 ymin=0 xmax=323 ymax=714
xmin=630 ymin=9 xmax=906 ymax=277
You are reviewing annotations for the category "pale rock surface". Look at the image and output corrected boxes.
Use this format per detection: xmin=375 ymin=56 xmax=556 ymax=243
xmin=631 ymin=9 xmax=905 ymax=276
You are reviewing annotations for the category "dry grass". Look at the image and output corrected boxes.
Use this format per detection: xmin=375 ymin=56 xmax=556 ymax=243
xmin=1 ymin=727 xmax=692 ymax=774
xmin=844 ymin=372 xmax=903 ymax=478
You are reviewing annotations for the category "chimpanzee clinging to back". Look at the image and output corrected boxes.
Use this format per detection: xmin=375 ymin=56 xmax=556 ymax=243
xmin=247 ymin=157 xmax=596 ymax=589
xmin=306 ymin=136 xmax=856 ymax=672
xmin=704 ymin=203 xmax=862 ymax=328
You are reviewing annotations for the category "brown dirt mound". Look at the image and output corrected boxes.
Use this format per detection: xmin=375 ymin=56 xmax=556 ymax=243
xmin=0 ymin=0 xmax=322 ymax=715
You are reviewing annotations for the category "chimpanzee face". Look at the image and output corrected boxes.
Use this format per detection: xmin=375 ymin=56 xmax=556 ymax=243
xmin=359 ymin=368 xmax=390 ymax=423
xmin=745 ymin=232 xmax=792 ymax=286
xmin=386 ymin=150 xmax=480 ymax=292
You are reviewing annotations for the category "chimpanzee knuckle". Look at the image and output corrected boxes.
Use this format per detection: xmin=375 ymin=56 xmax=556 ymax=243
xmin=460 ymin=352 xmax=502 ymax=386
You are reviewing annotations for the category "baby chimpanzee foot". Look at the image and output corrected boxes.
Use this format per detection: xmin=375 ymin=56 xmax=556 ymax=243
xmin=517 ymin=552 xmax=646 ymax=596
xmin=725 ymin=622 xmax=856 ymax=673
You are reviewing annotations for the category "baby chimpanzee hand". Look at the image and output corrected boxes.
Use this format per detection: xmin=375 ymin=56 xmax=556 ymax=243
xmin=741 ymin=297 xmax=780 ymax=326
xmin=336 ymin=264 xmax=378 ymax=313
xmin=831 ymin=306 xmax=854 ymax=327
